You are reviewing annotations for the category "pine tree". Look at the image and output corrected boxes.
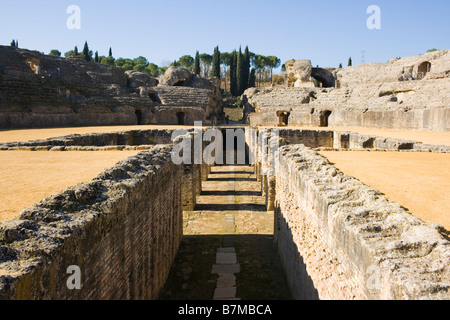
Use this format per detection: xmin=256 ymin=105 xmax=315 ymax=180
xmin=348 ymin=57 xmax=352 ymax=67
xmin=212 ymin=46 xmax=221 ymax=79
xmin=194 ymin=51 xmax=201 ymax=75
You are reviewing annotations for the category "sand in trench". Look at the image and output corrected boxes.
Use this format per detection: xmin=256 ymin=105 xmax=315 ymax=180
xmin=0 ymin=151 xmax=140 ymax=222
xmin=319 ymin=151 xmax=450 ymax=231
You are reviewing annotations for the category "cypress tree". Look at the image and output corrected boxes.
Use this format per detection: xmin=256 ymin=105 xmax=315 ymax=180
xmin=248 ymin=68 xmax=256 ymax=88
xmin=83 ymin=41 xmax=91 ymax=62
xmin=95 ymin=51 xmax=99 ymax=63
xmin=109 ymin=47 xmax=113 ymax=57
xmin=236 ymin=47 xmax=244 ymax=96
xmin=194 ymin=51 xmax=201 ymax=75
xmin=339 ymin=63 xmax=343 ymax=68
xmin=230 ymin=50 xmax=237 ymax=96
xmin=348 ymin=57 xmax=352 ymax=67
xmin=10 ymin=39 xmax=16 ymax=47
xmin=212 ymin=46 xmax=221 ymax=79
xmin=243 ymin=46 xmax=250 ymax=91
xmin=74 ymin=46 xmax=78 ymax=56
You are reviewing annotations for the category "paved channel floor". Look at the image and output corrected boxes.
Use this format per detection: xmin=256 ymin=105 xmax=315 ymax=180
xmin=158 ymin=166 xmax=292 ymax=300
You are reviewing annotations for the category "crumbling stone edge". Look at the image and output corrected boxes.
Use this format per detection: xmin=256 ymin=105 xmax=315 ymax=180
xmin=0 ymin=144 xmax=181 ymax=300
xmin=275 ymin=144 xmax=450 ymax=300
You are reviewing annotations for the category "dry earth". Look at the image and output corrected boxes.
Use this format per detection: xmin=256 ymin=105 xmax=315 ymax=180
xmin=0 ymin=150 xmax=140 ymax=222
xmin=0 ymin=125 xmax=194 ymax=144
xmin=319 ymin=151 xmax=450 ymax=230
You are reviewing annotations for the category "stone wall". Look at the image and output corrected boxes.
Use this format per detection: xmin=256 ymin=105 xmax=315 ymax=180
xmin=0 ymin=46 xmax=223 ymax=129
xmin=0 ymin=145 xmax=184 ymax=300
xmin=274 ymin=145 xmax=450 ymax=300
xmin=244 ymin=50 xmax=450 ymax=132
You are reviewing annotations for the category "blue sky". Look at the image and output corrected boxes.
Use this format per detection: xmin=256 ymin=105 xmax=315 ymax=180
xmin=0 ymin=0 xmax=449 ymax=70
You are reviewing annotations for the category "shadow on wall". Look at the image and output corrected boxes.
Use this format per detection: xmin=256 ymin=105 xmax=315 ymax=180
xmin=275 ymin=206 xmax=320 ymax=300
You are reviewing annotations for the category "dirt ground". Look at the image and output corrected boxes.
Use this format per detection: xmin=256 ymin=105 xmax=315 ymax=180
xmin=0 ymin=150 xmax=140 ymax=222
xmin=319 ymin=151 xmax=450 ymax=231
xmin=0 ymin=125 xmax=194 ymax=144
xmin=1 ymin=125 xmax=449 ymax=146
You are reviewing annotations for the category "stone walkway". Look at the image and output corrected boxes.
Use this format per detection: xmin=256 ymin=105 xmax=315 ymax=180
xmin=158 ymin=166 xmax=292 ymax=300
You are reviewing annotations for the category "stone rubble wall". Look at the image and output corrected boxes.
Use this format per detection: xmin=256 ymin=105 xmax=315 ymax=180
xmin=0 ymin=145 xmax=185 ymax=300
xmin=0 ymin=46 xmax=223 ymax=128
xmin=274 ymin=145 xmax=450 ymax=300
xmin=244 ymin=50 xmax=450 ymax=131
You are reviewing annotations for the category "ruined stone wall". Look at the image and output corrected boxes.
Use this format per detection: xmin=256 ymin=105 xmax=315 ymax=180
xmin=0 ymin=46 xmax=222 ymax=129
xmin=0 ymin=146 xmax=184 ymax=300
xmin=275 ymin=145 xmax=450 ymax=300
xmin=245 ymin=50 xmax=450 ymax=132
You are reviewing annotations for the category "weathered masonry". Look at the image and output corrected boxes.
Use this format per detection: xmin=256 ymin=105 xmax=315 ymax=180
xmin=0 ymin=128 xmax=449 ymax=300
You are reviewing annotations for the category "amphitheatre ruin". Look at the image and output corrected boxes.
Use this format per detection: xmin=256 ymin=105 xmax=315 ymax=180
xmin=0 ymin=44 xmax=449 ymax=301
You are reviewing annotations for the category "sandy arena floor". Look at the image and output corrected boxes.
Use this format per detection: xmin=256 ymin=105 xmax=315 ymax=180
xmin=319 ymin=151 xmax=450 ymax=231
xmin=1 ymin=125 xmax=449 ymax=146
xmin=0 ymin=125 xmax=194 ymax=144
xmin=0 ymin=151 xmax=140 ymax=222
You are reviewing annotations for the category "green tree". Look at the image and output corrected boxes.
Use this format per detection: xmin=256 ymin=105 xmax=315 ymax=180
xmin=178 ymin=55 xmax=194 ymax=70
xmin=49 ymin=50 xmax=61 ymax=57
xmin=145 ymin=63 xmax=160 ymax=77
xmin=74 ymin=46 xmax=79 ymax=56
xmin=266 ymin=56 xmax=281 ymax=83
xmin=427 ymin=48 xmax=438 ymax=53
xmin=83 ymin=41 xmax=93 ymax=62
xmin=242 ymin=46 xmax=251 ymax=91
xmin=348 ymin=57 xmax=352 ymax=67
xmin=94 ymin=51 xmax=99 ymax=62
xmin=109 ymin=47 xmax=113 ymax=57
xmin=10 ymin=39 xmax=16 ymax=47
xmin=100 ymin=56 xmax=115 ymax=66
xmin=220 ymin=52 xmax=232 ymax=91
xmin=236 ymin=47 xmax=244 ymax=95
xmin=339 ymin=63 xmax=343 ymax=68
xmin=253 ymin=54 xmax=268 ymax=86
xmin=199 ymin=53 xmax=212 ymax=78
xmin=194 ymin=51 xmax=201 ymax=75
xmin=133 ymin=56 xmax=149 ymax=72
xmin=248 ymin=68 xmax=256 ymax=88
xmin=64 ymin=50 xmax=76 ymax=58
xmin=212 ymin=46 xmax=221 ymax=79
xmin=230 ymin=50 xmax=237 ymax=96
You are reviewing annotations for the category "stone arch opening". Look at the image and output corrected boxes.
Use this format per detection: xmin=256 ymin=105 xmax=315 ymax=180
xmin=320 ymin=110 xmax=332 ymax=127
xmin=177 ymin=112 xmax=186 ymax=125
xmin=277 ymin=111 xmax=290 ymax=126
xmin=417 ymin=61 xmax=431 ymax=80
xmin=135 ymin=110 xmax=144 ymax=125
xmin=173 ymin=80 xmax=186 ymax=87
